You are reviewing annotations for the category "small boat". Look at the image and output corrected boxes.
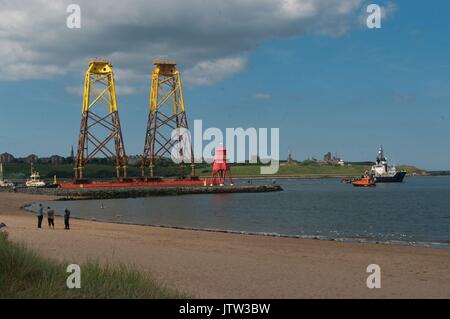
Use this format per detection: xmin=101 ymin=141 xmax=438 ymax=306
xmin=25 ymin=165 xmax=46 ymax=188
xmin=0 ymin=162 xmax=14 ymax=188
xmin=0 ymin=180 xmax=14 ymax=188
xmin=341 ymin=178 xmax=352 ymax=184
xmin=352 ymin=176 xmax=376 ymax=187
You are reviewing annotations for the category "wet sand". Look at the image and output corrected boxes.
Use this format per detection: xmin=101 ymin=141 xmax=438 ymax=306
xmin=1 ymin=191 xmax=449 ymax=298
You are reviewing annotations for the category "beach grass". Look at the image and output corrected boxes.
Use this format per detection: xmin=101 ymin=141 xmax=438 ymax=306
xmin=0 ymin=231 xmax=186 ymax=299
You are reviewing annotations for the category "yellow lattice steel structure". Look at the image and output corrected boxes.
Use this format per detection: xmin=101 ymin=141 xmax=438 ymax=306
xmin=141 ymin=59 xmax=195 ymax=178
xmin=74 ymin=59 xmax=127 ymax=180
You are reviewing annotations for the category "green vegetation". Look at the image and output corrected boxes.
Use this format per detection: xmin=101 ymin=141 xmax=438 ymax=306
xmin=231 ymin=163 xmax=372 ymax=176
xmin=202 ymin=163 xmax=424 ymax=177
xmin=3 ymin=161 xmax=211 ymax=179
xmin=4 ymin=162 xmax=122 ymax=179
xmin=0 ymin=232 xmax=185 ymax=299
xmin=3 ymin=161 xmax=424 ymax=180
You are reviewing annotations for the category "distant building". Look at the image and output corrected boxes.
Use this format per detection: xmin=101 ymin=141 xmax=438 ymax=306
xmin=23 ymin=154 xmax=38 ymax=164
xmin=127 ymin=155 xmax=141 ymax=166
xmin=39 ymin=157 xmax=50 ymax=164
xmin=323 ymin=151 xmax=345 ymax=166
xmin=38 ymin=154 xmax=66 ymax=164
xmin=50 ymin=155 xmax=65 ymax=165
xmin=287 ymin=150 xmax=292 ymax=164
xmin=323 ymin=152 xmax=332 ymax=162
xmin=0 ymin=152 xmax=15 ymax=163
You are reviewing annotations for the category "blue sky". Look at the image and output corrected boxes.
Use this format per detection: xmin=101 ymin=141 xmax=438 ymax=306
xmin=0 ymin=1 xmax=449 ymax=170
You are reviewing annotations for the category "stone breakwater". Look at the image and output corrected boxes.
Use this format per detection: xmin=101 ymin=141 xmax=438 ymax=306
xmin=9 ymin=184 xmax=282 ymax=200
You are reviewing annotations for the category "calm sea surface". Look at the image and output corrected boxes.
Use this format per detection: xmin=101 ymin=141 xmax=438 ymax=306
xmin=33 ymin=176 xmax=450 ymax=248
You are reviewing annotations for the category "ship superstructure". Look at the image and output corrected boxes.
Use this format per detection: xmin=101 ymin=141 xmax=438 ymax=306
xmin=25 ymin=164 xmax=46 ymax=188
xmin=370 ymin=146 xmax=406 ymax=183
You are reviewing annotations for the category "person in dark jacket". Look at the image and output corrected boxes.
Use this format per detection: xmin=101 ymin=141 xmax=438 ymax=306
xmin=37 ymin=204 xmax=44 ymax=228
xmin=64 ymin=208 xmax=71 ymax=230
xmin=47 ymin=207 xmax=55 ymax=229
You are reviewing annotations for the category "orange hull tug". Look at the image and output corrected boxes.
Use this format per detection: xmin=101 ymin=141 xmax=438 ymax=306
xmin=352 ymin=177 xmax=376 ymax=187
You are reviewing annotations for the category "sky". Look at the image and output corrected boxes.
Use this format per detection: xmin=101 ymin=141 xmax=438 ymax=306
xmin=0 ymin=0 xmax=449 ymax=170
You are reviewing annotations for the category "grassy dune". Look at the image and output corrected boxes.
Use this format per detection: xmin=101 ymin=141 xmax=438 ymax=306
xmin=202 ymin=163 xmax=424 ymax=177
xmin=230 ymin=164 xmax=372 ymax=176
xmin=3 ymin=162 xmax=424 ymax=180
xmin=0 ymin=232 xmax=185 ymax=299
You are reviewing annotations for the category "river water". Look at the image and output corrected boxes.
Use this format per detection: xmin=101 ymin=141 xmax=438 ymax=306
xmin=33 ymin=176 xmax=450 ymax=248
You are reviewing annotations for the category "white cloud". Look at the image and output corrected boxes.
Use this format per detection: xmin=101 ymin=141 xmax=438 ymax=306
xmin=254 ymin=93 xmax=272 ymax=100
xmin=0 ymin=0 xmax=365 ymax=88
xmin=280 ymin=0 xmax=318 ymax=20
xmin=65 ymin=84 xmax=140 ymax=96
xmin=381 ymin=1 xmax=397 ymax=19
xmin=64 ymin=85 xmax=83 ymax=96
xmin=116 ymin=85 xmax=140 ymax=96
xmin=185 ymin=56 xmax=248 ymax=86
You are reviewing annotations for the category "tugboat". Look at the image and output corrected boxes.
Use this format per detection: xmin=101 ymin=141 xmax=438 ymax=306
xmin=0 ymin=162 xmax=14 ymax=188
xmin=25 ymin=164 xmax=46 ymax=188
xmin=370 ymin=146 xmax=406 ymax=183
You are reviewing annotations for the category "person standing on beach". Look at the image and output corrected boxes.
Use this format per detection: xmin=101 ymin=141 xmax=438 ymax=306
xmin=47 ymin=207 xmax=55 ymax=229
xmin=37 ymin=204 xmax=44 ymax=228
xmin=64 ymin=208 xmax=70 ymax=230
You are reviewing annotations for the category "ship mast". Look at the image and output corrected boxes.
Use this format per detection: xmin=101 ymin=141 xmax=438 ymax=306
xmin=377 ymin=145 xmax=388 ymax=172
xmin=377 ymin=145 xmax=384 ymax=164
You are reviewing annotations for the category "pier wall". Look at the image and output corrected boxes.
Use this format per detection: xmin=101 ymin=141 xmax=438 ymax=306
xmin=7 ymin=185 xmax=282 ymax=200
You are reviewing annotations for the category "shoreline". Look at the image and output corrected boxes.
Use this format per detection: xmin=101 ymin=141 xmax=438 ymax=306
xmin=22 ymin=202 xmax=450 ymax=251
xmin=1 ymin=192 xmax=450 ymax=298
xmin=2 ymin=173 xmax=435 ymax=186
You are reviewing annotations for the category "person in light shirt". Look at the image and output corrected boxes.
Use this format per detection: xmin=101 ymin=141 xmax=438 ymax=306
xmin=46 ymin=207 xmax=55 ymax=229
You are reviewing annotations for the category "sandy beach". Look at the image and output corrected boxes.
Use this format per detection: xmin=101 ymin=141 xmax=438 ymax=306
xmin=1 ymin=191 xmax=449 ymax=298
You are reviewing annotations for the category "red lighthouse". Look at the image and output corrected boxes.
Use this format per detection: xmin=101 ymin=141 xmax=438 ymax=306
xmin=210 ymin=145 xmax=233 ymax=186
